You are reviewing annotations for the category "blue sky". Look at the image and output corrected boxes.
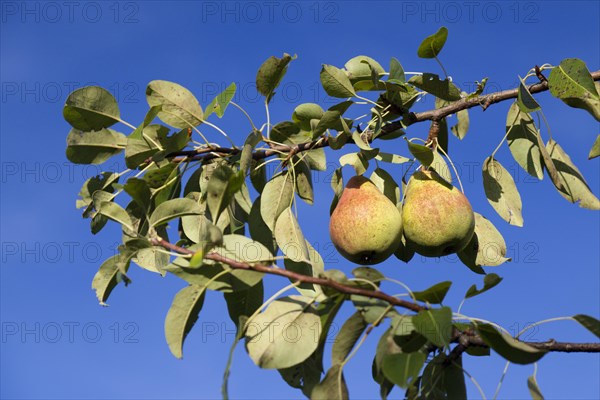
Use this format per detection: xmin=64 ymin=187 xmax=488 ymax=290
xmin=1 ymin=1 xmax=599 ymax=399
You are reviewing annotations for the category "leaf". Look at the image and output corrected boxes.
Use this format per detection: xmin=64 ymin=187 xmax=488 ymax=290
xmin=506 ymin=103 xmax=544 ymax=180
xmin=91 ymin=255 xmax=131 ymax=305
xmin=464 ymin=273 xmax=503 ymax=299
xmin=382 ymin=352 xmax=427 ymax=388
xmin=248 ymin=196 xmax=277 ymax=255
xmin=527 ymin=375 xmax=545 ymax=400
xmin=375 ymin=152 xmax=411 ymax=164
xmin=408 ymin=73 xmax=461 ymax=101
xmin=332 ymin=312 xmax=367 ymax=365
xmin=76 ymin=172 xmax=118 ymax=210
xmin=224 ymin=282 xmax=264 ymax=331
xmin=412 ymin=307 xmax=452 ymax=348
xmin=320 ymin=64 xmax=356 ymax=98
xmin=260 ymin=173 xmax=294 ymax=230
xmin=573 ymin=314 xmax=600 ymax=339
xmin=546 ymin=140 xmax=600 ymax=210
xmin=164 ymin=284 xmax=206 ymax=359
xmin=406 ymin=139 xmax=434 ymax=166
xmin=123 ymin=178 xmax=152 ymax=212
xmin=352 ymin=267 xmax=385 ymax=285
xmin=517 ymin=77 xmax=541 ymax=112
xmin=311 ymin=364 xmax=349 ymax=400
xmin=417 ymin=26 xmax=448 ymax=58
xmin=256 ymin=53 xmax=295 ymax=103
xmin=589 ymin=135 xmax=600 ymax=159
xmin=389 ymin=57 xmax=405 ymax=83
xmin=284 ymin=241 xmax=326 ymax=299
xmin=292 ymin=103 xmax=325 ymax=131
xmin=98 ymin=201 xmax=135 ymax=232
xmin=451 ymin=108 xmax=469 ymax=139
xmin=146 ymin=80 xmax=204 ymax=128
xmin=240 ymin=130 xmax=262 ymax=175
xmin=295 ymin=160 xmax=314 ymax=205
xmin=458 ymin=212 xmax=510 ymax=268
xmin=66 ymin=128 xmax=126 ymax=165
xmin=245 ymin=295 xmax=321 ymax=369
xmin=150 ymin=198 xmax=202 ymax=227
xmin=345 ymin=55 xmax=384 ymax=81
xmin=370 ymin=168 xmax=400 ymax=205
xmin=274 ymin=208 xmax=309 ymax=262
xmin=476 ymin=323 xmax=547 ymax=364
xmin=445 ymin=355 xmax=467 ymax=400
xmin=63 ymin=86 xmax=120 ymax=131
xmin=207 ymin=166 xmax=244 ymax=222
xmin=204 ymin=82 xmax=236 ymax=118
xmin=412 ymin=281 xmax=452 ymax=304
xmin=339 ymin=152 xmax=369 ymax=175
xmin=548 ymin=58 xmax=600 ymax=121
xmin=483 ymin=157 xmax=524 ymax=226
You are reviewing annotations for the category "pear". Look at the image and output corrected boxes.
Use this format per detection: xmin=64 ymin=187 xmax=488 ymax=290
xmin=402 ymin=169 xmax=475 ymax=257
xmin=329 ymin=175 xmax=403 ymax=265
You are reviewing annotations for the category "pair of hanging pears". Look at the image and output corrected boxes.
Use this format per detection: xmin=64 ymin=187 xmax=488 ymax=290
xmin=329 ymin=169 xmax=475 ymax=264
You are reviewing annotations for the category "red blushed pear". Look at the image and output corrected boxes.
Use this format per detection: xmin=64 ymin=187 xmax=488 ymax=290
xmin=329 ymin=176 xmax=403 ymax=265
xmin=402 ymin=169 xmax=475 ymax=257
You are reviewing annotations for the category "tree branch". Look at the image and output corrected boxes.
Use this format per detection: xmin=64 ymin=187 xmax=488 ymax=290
xmin=166 ymin=69 xmax=600 ymax=164
xmin=150 ymin=237 xmax=600 ymax=354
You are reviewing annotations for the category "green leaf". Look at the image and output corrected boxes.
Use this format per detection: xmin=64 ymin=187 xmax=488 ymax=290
xmin=445 ymin=355 xmax=467 ymax=400
xmin=476 ymin=323 xmax=547 ymax=364
xmin=91 ymin=255 xmax=131 ymax=305
xmin=123 ymin=178 xmax=152 ymax=212
xmin=150 ymin=198 xmax=202 ymax=227
xmin=417 ymin=26 xmax=448 ymax=58
xmin=352 ymin=266 xmax=385 ymax=285
xmin=412 ymin=307 xmax=452 ymax=348
xmin=458 ymin=212 xmax=510 ymax=269
xmin=146 ymin=80 xmax=204 ymax=128
xmin=76 ymin=172 xmax=118 ymax=211
xmin=240 ymin=130 xmax=262 ymax=175
xmin=345 ymin=55 xmax=384 ymax=81
xmin=98 ymin=201 xmax=135 ymax=232
xmin=517 ymin=77 xmax=541 ymax=112
xmin=464 ymin=273 xmax=503 ymax=299
xmin=406 ymin=139 xmax=434 ymax=166
xmin=284 ymin=241 xmax=326 ymax=299
xmin=293 ymin=103 xmax=325 ymax=131
xmin=245 ymin=295 xmax=321 ymax=369
xmin=589 ymin=135 xmax=600 ymax=160
xmin=483 ymin=157 xmax=524 ymax=226
xmin=133 ymin=247 xmax=169 ymax=275
xmin=548 ymin=58 xmax=600 ymax=121
xmin=295 ymin=160 xmax=314 ymax=205
xmin=370 ymin=168 xmax=400 ymax=205
xmin=412 ymin=281 xmax=452 ymax=304
xmin=546 ymin=139 xmax=600 ymax=210
xmin=374 ymin=152 xmax=410 ymax=164
xmin=527 ymin=375 xmax=545 ymax=400
xmin=248 ymin=196 xmax=277 ymax=255
xmin=63 ymin=86 xmax=120 ymax=131
xmin=329 ymin=167 xmax=344 ymax=214
xmin=224 ymin=282 xmax=264 ymax=331
xmin=351 ymin=295 xmax=393 ymax=325
xmin=164 ymin=284 xmax=206 ymax=359
xmin=506 ymin=103 xmax=544 ymax=180
xmin=260 ymin=173 xmax=294 ymax=230
xmin=204 ymin=82 xmax=236 ymax=118
xmin=332 ymin=312 xmax=367 ymax=365
xmin=339 ymin=152 xmax=369 ymax=175
xmin=389 ymin=57 xmax=405 ymax=83
xmin=408 ymin=73 xmax=461 ymax=101
xmin=274 ymin=208 xmax=309 ymax=262
xmin=382 ymin=352 xmax=427 ymax=388
xmin=320 ymin=64 xmax=357 ymax=98
xmin=311 ymin=364 xmax=349 ymax=400
xmin=124 ymin=124 xmax=174 ymax=169
xmin=66 ymin=128 xmax=126 ymax=165
xmin=573 ymin=314 xmax=600 ymax=339
xmin=451 ymin=108 xmax=469 ymax=139
xmin=256 ymin=53 xmax=295 ymax=103
xmin=207 ymin=166 xmax=244 ymax=222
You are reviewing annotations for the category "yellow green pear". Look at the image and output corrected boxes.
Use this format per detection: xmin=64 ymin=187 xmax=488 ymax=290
xmin=329 ymin=175 xmax=403 ymax=265
xmin=402 ymin=169 xmax=475 ymax=257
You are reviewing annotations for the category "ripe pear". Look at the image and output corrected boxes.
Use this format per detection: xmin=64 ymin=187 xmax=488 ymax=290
xmin=402 ymin=169 xmax=475 ymax=257
xmin=329 ymin=175 xmax=403 ymax=265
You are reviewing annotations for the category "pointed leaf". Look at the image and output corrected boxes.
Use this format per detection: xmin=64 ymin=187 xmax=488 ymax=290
xmin=150 ymin=198 xmax=202 ymax=227
xmin=548 ymin=58 xmax=600 ymax=121
xmin=382 ymin=352 xmax=427 ymax=388
xmin=417 ymin=26 xmax=448 ymax=58
xmin=66 ymin=128 xmax=126 ymax=165
xmin=546 ymin=140 xmax=600 ymax=209
xmin=207 ymin=166 xmax=244 ymax=221
xmin=406 ymin=139 xmax=434 ymax=166
xmin=248 ymin=197 xmax=277 ymax=255
xmin=589 ymin=135 xmax=600 ymax=160
xmin=458 ymin=212 xmax=510 ymax=268
xmin=412 ymin=307 xmax=452 ymax=348
xmin=295 ymin=160 xmax=314 ymax=204
xmin=320 ymin=64 xmax=356 ymax=98
xmin=517 ymin=77 xmax=541 ymax=112
xmin=63 ymin=86 xmax=120 ymax=131
xmin=245 ymin=295 xmax=321 ymax=369
xmin=91 ymin=255 xmax=131 ymax=305
xmin=464 ymin=273 xmax=503 ymax=299
xmin=412 ymin=281 xmax=452 ymax=304
xmin=370 ymin=168 xmax=400 ymax=204
xmin=204 ymin=82 xmax=236 ymax=118
xmin=274 ymin=208 xmax=309 ymax=262
xmin=451 ymin=108 xmax=469 ymax=139
xmin=256 ymin=53 xmax=295 ymax=103
xmin=408 ymin=73 xmax=461 ymax=101
xmin=506 ymin=103 xmax=544 ymax=179
xmin=476 ymin=323 xmax=547 ymax=364
xmin=573 ymin=314 xmax=600 ymax=339
xmin=260 ymin=173 xmax=294 ymax=230
xmin=332 ymin=312 xmax=367 ymax=365
xmin=389 ymin=57 xmax=405 ymax=83
xmin=146 ymin=80 xmax=204 ymax=128
xmin=224 ymin=282 xmax=264 ymax=331
xmin=164 ymin=284 xmax=206 ymax=359
xmin=483 ymin=157 xmax=524 ymax=226
xmin=98 ymin=201 xmax=134 ymax=232
xmin=339 ymin=152 xmax=369 ymax=175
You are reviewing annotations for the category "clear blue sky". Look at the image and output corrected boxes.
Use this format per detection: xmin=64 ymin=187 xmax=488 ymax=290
xmin=1 ymin=1 xmax=599 ymax=399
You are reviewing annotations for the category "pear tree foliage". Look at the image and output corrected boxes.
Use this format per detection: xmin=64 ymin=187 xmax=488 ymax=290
xmin=64 ymin=27 xmax=600 ymax=400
